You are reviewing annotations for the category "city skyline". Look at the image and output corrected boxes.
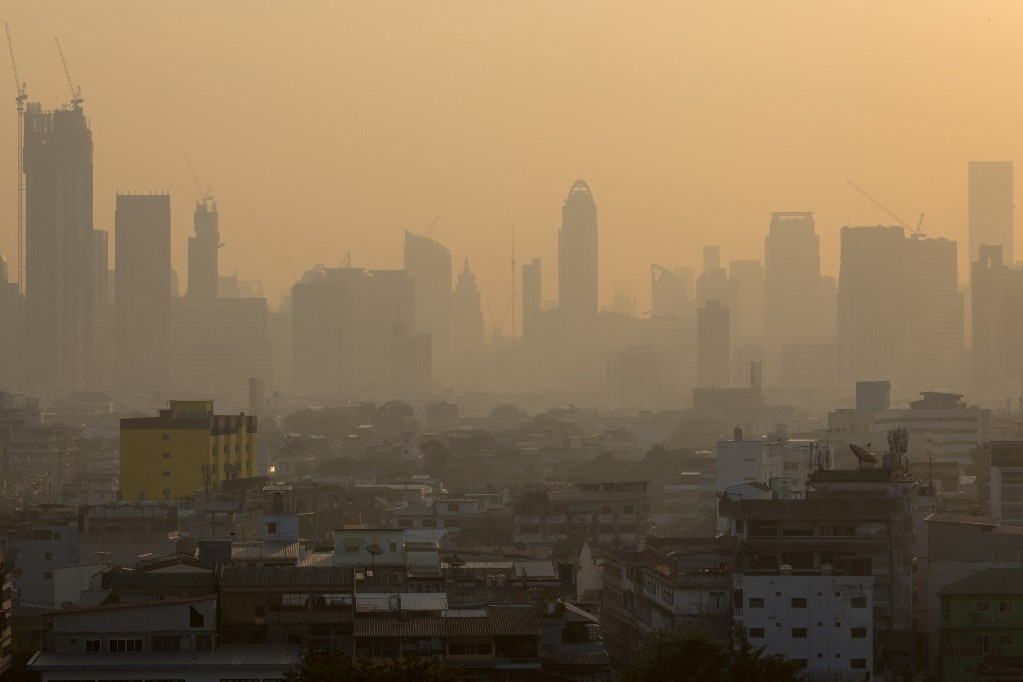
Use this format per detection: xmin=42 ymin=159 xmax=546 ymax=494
xmin=4 ymin=2 xmax=1023 ymax=316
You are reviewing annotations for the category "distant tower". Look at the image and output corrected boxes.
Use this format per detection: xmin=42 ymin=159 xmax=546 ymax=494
xmin=558 ymin=180 xmax=598 ymax=318
xmin=764 ymin=212 xmax=822 ymax=350
xmin=451 ymin=258 xmax=484 ymax=353
xmin=188 ymin=199 xmax=219 ymax=298
xmin=650 ymin=264 xmax=687 ymax=318
xmin=115 ymin=194 xmax=172 ymax=395
xmin=697 ymin=299 xmax=731 ymax=387
xmin=404 ymin=230 xmax=452 ymax=375
xmin=969 ymin=161 xmax=1013 ymax=263
xmin=24 ymin=102 xmax=95 ymax=392
xmin=521 ymin=258 xmax=541 ymax=341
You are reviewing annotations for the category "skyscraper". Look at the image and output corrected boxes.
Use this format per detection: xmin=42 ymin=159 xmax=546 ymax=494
xmin=23 ymin=102 xmax=94 ymax=392
xmin=838 ymin=225 xmax=962 ymax=387
xmin=451 ymin=258 xmax=484 ymax=353
xmin=969 ymin=161 xmax=1013 ymax=264
xmin=729 ymin=259 xmax=765 ymax=338
xmin=697 ymin=299 xmax=731 ymax=387
xmin=404 ymin=230 xmax=452 ymax=374
xmin=187 ymin=198 xmax=219 ymax=298
xmin=0 ymin=254 xmax=25 ymax=391
xmin=764 ymin=212 xmax=823 ymax=349
xmin=650 ymin=264 xmax=687 ymax=318
xmin=115 ymin=194 xmax=172 ymax=396
xmin=558 ymin=180 xmax=598 ymax=318
xmin=522 ymin=258 xmax=541 ymax=341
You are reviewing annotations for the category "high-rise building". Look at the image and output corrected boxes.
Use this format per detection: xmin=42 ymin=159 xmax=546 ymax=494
xmin=187 ymin=199 xmax=219 ymax=299
xmin=0 ymin=255 xmax=24 ymax=391
xmin=451 ymin=259 xmax=483 ymax=354
xmin=521 ymin=258 xmax=541 ymax=341
xmin=971 ymin=245 xmax=1023 ymax=387
xmin=558 ymin=180 xmax=598 ymax=318
xmin=115 ymin=194 xmax=172 ymax=397
xmin=404 ymin=230 xmax=451 ymax=373
xmin=120 ymin=400 xmax=257 ymax=500
xmin=729 ymin=259 xmax=765 ymax=338
xmin=697 ymin=299 xmax=730 ymax=387
xmin=838 ymin=226 xmax=962 ymax=387
xmin=291 ymin=266 xmax=428 ymax=396
xmin=764 ymin=212 xmax=823 ymax=349
xmin=24 ymin=102 xmax=94 ymax=393
xmin=650 ymin=264 xmax=687 ymax=318
xmin=969 ymin=161 xmax=1013 ymax=264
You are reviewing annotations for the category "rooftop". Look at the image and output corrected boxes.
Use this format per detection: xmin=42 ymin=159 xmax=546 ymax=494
xmin=941 ymin=568 xmax=1023 ymax=597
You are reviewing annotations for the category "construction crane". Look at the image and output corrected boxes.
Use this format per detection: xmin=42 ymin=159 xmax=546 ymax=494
xmin=5 ymin=23 xmax=26 ymax=295
xmin=423 ymin=215 xmax=441 ymax=238
xmin=183 ymin=152 xmax=213 ymax=202
xmin=846 ymin=180 xmax=924 ymax=238
xmin=54 ymin=38 xmax=82 ymax=109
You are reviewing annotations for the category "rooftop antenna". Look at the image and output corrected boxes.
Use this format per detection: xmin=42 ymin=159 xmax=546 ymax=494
xmin=54 ymin=38 xmax=82 ymax=109
xmin=5 ymin=24 xmax=26 ymax=295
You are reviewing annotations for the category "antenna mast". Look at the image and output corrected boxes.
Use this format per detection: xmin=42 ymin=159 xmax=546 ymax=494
xmin=5 ymin=24 xmax=26 ymax=294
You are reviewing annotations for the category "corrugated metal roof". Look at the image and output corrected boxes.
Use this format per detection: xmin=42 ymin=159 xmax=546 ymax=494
xmin=940 ymin=567 xmax=1023 ymax=596
xmin=101 ymin=571 xmax=215 ymax=589
xmin=542 ymin=651 xmax=610 ymax=666
xmin=356 ymin=593 xmax=448 ymax=612
xmin=29 ymin=645 xmax=303 ymax=671
xmin=353 ymin=605 xmax=539 ymax=638
xmin=220 ymin=565 xmax=354 ymax=587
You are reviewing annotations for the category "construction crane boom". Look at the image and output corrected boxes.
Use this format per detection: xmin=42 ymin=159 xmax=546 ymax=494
xmin=183 ymin=153 xmax=212 ymax=202
xmin=54 ymin=38 xmax=82 ymax=109
xmin=846 ymin=180 xmax=922 ymax=237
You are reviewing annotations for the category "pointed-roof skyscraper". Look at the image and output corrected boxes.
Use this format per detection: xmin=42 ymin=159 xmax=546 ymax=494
xmin=558 ymin=180 xmax=598 ymax=318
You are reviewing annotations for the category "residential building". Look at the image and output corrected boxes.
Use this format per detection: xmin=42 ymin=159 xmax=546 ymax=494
xmin=939 ymin=567 xmax=1023 ymax=682
xmin=513 ymin=482 xmax=650 ymax=547
xmin=120 ymin=400 xmax=258 ymax=500
xmin=872 ymin=392 xmax=989 ymax=468
xmin=989 ymin=441 xmax=1023 ymax=525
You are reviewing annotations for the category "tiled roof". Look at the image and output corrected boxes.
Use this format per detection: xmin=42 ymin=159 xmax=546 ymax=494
xmin=541 ymin=651 xmax=610 ymax=667
xmin=220 ymin=565 xmax=354 ymax=588
xmin=101 ymin=571 xmax=215 ymax=590
xmin=940 ymin=568 xmax=1023 ymax=596
xmin=354 ymin=605 xmax=539 ymax=638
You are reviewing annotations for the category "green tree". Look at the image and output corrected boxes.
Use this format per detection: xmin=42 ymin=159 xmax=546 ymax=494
xmin=624 ymin=629 xmax=801 ymax=682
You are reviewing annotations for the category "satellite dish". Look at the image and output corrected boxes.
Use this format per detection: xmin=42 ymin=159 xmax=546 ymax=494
xmin=850 ymin=443 xmax=878 ymax=465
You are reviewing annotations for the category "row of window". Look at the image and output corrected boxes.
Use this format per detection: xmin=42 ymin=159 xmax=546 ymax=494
xmin=85 ymin=635 xmax=213 ymax=653
xmin=748 ymin=596 xmax=867 ymax=609
xmin=748 ymin=627 xmax=866 ymax=639
xmin=976 ymin=600 xmax=1015 ymax=612
xmin=789 ymin=658 xmax=868 ymax=670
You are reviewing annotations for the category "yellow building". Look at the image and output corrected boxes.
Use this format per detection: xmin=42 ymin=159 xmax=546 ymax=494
xmin=120 ymin=400 xmax=258 ymax=500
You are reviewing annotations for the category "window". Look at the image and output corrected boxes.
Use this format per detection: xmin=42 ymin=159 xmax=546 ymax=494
xmin=190 ymin=606 xmax=205 ymax=628
xmin=194 ymin=635 xmax=213 ymax=651
xmin=152 ymin=636 xmax=180 ymax=652
xmin=976 ymin=601 xmax=992 ymax=612
xmin=162 ymin=471 xmax=171 ymax=477
xmin=279 ymin=593 xmax=307 ymax=608
xmin=851 ymin=627 xmax=867 ymax=638
xmin=791 ymin=597 xmax=807 ymax=608
xmin=448 ymin=641 xmax=493 ymax=656
xmin=109 ymin=638 xmax=143 ymax=652
xmin=444 ymin=519 xmax=461 ymax=528
xmin=850 ymin=596 xmax=867 ymax=608
xmin=1001 ymin=601 xmax=1015 ymax=613
xmin=421 ymin=519 xmax=437 ymax=528
xmin=44 ymin=553 xmax=52 ymax=561
xmin=162 ymin=434 xmax=171 ymax=441
xmin=447 ymin=503 xmax=460 ymax=512
xmin=85 ymin=639 xmax=101 ymax=652
xmin=748 ymin=628 xmax=765 ymax=638
xmin=267 ymin=523 xmax=278 ymax=534
xmin=791 ymin=628 xmax=808 ymax=638
xmin=162 ymin=452 xmax=171 ymax=459
xmin=44 ymin=571 xmax=52 ymax=580
xmin=748 ymin=597 xmax=765 ymax=608
xmin=851 ymin=659 xmax=867 ymax=670
xmin=1000 ymin=634 xmax=1015 ymax=646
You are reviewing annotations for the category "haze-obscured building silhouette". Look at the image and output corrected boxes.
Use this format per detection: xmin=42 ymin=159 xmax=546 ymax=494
xmin=729 ymin=259 xmax=765 ymax=338
xmin=969 ymin=161 xmax=1013 ymax=264
xmin=697 ymin=299 xmax=730 ymax=387
xmin=404 ymin=230 xmax=451 ymax=376
xmin=24 ymin=102 xmax=96 ymax=393
xmin=451 ymin=258 xmax=483 ymax=354
xmin=558 ymin=180 xmax=598 ymax=319
xmin=838 ymin=225 xmax=962 ymax=388
xmin=0 ymin=255 xmax=24 ymax=390
xmin=764 ymin=212 xmax=824 ymax=351
xmin=188 ymin=198 xmax=219 ymax=299
xmin=291 ymin=266 xmax=429 ymax=397
xmin=521 ymin=258 xmax=541 ymax=341
xmin=115 ymin=193 xmax=172 ymax=398
xmin=972 ymin=244 xmax=1023 ymax=387
xmin=650 ymin=263 xmax=688 ymax=319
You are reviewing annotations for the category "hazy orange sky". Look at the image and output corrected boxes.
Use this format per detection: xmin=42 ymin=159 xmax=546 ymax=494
xmin=3 ymin=1 xmax=1023 ymax=323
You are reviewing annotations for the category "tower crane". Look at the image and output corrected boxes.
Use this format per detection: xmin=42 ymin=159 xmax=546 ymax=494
xmin=6 ymin=23 xmax=26 ymax=294
xmin=183 ymin=152 xmax=213 ymax=202
xmin=54 ymin=38 xmax=82 ymax=109
xmin=846 ymin=180 xmax=925 ymax=238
